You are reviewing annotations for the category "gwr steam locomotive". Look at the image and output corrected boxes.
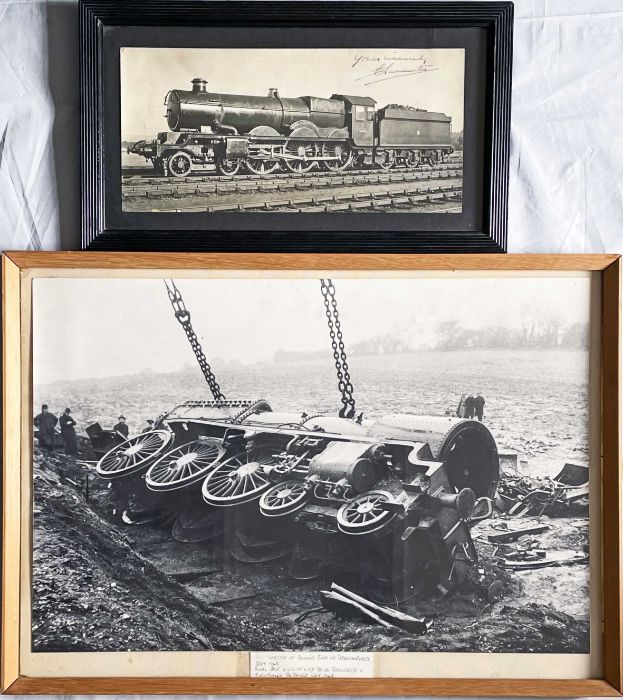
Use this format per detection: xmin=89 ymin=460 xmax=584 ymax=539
xmin=96 ymin=399 xmax=498 ymax=600
xmin=128 ymin=79 xmax=454 ymax=177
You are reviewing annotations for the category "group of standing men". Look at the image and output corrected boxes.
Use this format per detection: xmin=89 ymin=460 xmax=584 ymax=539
xmin=33 ymin=405 xmax=78 ymax=455
xmin=456 ymin=394 xmax=486 ymax=421
xmin=34 ymin=405 xmax=157 ymax=456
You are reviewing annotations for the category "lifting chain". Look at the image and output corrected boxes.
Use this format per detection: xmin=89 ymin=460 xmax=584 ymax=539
xmin=164 ymin=279 xmax=225 ymax=401
xmin=320 ymin=279 xmax=356 ymax=419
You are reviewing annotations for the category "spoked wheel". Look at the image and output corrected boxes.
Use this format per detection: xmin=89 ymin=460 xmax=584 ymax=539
xmin=215 ymin=156 xmax=241 ymax=175
xmin=336 ymin=490 xmax=396 ymax=535
xmin=96 ymin=430 xmax=173 ymax=480
xmin=426 ymin=151 xmax=439 ymax=167
xmin=167 ymin=151 xmax=192 ymax=178
xmin=321 ymin=142 xmax=353 ymax=172
xmin=378 ymin=151 xmax=395 ymax=171
xmin=202 ymin=452 xmax=274 ymax=506
xmin=259 ymin=480 xmax=311 ymax=517
xmin=145 ymin=437 xmax=225 ymax=492
xmin=284 ymin=142 xmax=316 ymax=173
xmin=245 ymin=146 xmax=280 ymax=175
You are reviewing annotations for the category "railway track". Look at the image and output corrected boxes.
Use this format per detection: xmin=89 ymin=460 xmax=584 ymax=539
xmin=158 ymin=184 xmax=462 ymax=213
xmin=122 ymin=163 xmax=463 ymax=201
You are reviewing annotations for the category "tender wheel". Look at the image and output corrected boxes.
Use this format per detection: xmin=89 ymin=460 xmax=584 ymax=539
xmin=259 ymin=480 xmax=311 ymax=517
xmin=321 ymin=142 xmax=353 ymax=172
xmin=145 ymin=437 xmax=225 ymax=492
xmin=336 ymin=490 xmax=396 ymax=535
xmin=216 ymin=156 xmax=241 ymax=175
xmin=167 ymin=151 xmax=192 ymax=178
xmin=96 ymin=430 xmax=173 ymax=480
xmin=378 ymin=151 xmax=395 ymax=171
xmin=284 ymin=142 xmax=316 ymax=173
xmin=406 ymin=152 xmax=420 ymax=169
xmin=202 ymin=452 xmax=274 ymax=506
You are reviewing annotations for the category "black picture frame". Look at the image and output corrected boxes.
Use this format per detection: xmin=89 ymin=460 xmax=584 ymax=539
xmin=80 ymin=0 xmax=513 ymax=252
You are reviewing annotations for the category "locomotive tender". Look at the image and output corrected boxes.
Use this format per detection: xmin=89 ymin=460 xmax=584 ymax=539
xmin=128 ymin=78 xmax=454 ymax=177
xmin=96 ymin=399 xmax=498 ymax=599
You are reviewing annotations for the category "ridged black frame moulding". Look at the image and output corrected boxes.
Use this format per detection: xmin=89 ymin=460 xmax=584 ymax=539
xmin=80 ymin=0 xmax=513 ymax=253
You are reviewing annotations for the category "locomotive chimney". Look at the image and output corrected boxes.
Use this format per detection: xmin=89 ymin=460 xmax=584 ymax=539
xmin=268 ymin=88 xmax=279 ymax=98
xmin=192 ymin=78 xmax=208 ymax=93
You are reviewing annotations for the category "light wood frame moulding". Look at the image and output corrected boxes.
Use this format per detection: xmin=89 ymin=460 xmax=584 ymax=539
xmin=2 ymin=252 xmax=621 ymax=696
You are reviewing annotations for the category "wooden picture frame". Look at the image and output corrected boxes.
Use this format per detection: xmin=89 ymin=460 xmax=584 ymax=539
xmin=80 ymin=0 xmax=513 ymax=252
xmin=2 ymin=252 xmax=621 ymax=696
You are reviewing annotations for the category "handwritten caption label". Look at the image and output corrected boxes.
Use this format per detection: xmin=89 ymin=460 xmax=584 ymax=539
xmin=250 ymin=651 xmax=374 ymax=678
xmin=351 ymin=53 xmax=438 ymax=86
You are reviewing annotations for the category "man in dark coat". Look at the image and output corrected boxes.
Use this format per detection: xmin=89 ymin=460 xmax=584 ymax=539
xmin=59 ymin=407 xmax=78 ymax=456
xmin=474 ymin=394 xmax=486 ymax=422
xmin=464 ymin=394 xmax=475 ymax=419
xmin=33 ymin=404 xmax=58 ymax=451
xmin=113 ymin=415 xmax=129 ymax=439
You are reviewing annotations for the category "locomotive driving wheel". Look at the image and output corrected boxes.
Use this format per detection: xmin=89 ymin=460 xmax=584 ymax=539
xmin=336 ymin=490 xmax=396 ymax=535
xmin=96 ymin=430 xmax=173 ymax=480
xmin=215 ymin=156 xmax=241 ymax=176
xmin=284 ymin=142 xmax=316 ymax=173
xmin=321 ymin=142 xmax=353 ymax=172
xmin=167 ymin=151 xmax=192 ymax=178
xmin=245 ymin=145 xmax=280 ymax=175
xmin=145 ymin=437 xmax=225 ymax=491
xmin=259 ymin=480 xmax=311 ymax=517
xmin=202 ymin=452 xmax=274 ymax=506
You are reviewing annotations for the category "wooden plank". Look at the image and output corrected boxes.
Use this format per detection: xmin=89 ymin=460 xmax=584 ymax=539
xmin=3 ymin=251 xmax=618 ymax=272
xmin=602 ymin=256 xmax=622 ymax=692
xmin=1 ymin=256 xmax=21 ymax=692
xmin=4 ymin=676 xmax=620 ymax=696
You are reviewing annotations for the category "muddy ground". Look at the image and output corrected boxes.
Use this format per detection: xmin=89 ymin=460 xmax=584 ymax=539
xmin=32 ymin=449 xmax=590 ymax=654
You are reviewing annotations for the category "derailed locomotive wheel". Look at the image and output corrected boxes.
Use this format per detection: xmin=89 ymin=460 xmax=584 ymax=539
xmin=145 ymin=438 xmax=225 ymax=492
xmin=96 ymin=430 xmax=173 ymax=480
xmin=215 ymin=156 xmax=241 ymax=175
xmin=167 ymin=151 xmax=192 ymax=178
xmin=337 ymin=490 xmax=396 ymax=535
xmin=202 ymin=453 xmax=273 ymax=506
xmin=321 ymin=142 xmax=353 ymax=172
xmin=259 ymin=480 xmax=310 ymax=517
xmin=284 ymin=142 xmax=316 ymax=173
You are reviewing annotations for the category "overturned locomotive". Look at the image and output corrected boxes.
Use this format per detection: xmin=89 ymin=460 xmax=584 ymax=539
xmin=128 ymin=79 xmax=454 ymax=177
xmin=96 ymin=399 xmax=498 ymax=600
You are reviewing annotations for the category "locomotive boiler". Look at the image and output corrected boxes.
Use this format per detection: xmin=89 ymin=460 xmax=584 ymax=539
xmin=128 ymin=79 xmax=454 ymax=177
xmin=96 ymin=399 xmax=498 ymax=599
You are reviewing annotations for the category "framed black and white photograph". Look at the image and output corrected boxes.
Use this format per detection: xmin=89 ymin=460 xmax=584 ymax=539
xmin=80 ymin=1 xmax=513 ymax=252
xmin=2 ymin=252 xmax=621 ymax=696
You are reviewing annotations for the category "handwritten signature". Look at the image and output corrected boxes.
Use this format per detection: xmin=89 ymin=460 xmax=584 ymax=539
xmin=352 ymin=56 xmax=438 ymax=85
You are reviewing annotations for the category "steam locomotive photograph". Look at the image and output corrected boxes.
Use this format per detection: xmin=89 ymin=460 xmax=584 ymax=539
xmin=30 ymin=273 xmax=593 ymax=658
xmin=121 ymin=48 xmax=465 ymax=214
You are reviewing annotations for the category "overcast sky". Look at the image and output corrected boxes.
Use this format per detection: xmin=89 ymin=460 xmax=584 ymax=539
xmin=121 ymin=47 xmax=464 ymax=141
xmin=33 ymin=275 xmax=591 ymax=386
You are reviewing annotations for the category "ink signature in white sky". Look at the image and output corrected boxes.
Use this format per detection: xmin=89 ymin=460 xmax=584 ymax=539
xmin=352 ymin=54 xmax=438 ymax=85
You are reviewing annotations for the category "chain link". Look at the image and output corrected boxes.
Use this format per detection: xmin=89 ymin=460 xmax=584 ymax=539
xmin=164 ymin=280 xmax=225 ymax=401
xmin=320 ymin=279 xmax=356 ymax=419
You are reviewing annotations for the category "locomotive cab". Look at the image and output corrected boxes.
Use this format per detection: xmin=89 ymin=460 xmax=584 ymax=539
xmin=332 ymin=94 xmax=376 ymax=147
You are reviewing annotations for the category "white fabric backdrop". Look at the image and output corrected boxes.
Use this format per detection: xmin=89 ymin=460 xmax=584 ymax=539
xmin=1 ymin=0 xmax=621 ymax=698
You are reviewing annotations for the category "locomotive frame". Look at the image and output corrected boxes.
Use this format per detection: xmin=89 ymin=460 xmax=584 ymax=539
xmin=80 ymin=1 xmax=513 ymax=252
xmin=2 ymin=251 xmax=621 ymax=697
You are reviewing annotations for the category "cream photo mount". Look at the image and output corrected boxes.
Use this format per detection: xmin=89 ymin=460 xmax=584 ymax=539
xmin=1 ymin=251 xmax=621 ymax=697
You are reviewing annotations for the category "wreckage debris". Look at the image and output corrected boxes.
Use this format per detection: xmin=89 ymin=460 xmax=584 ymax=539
xmin=501 ymin=550 xmax=588 ymax=571
xmin=488 ymin=524 xmax=550 ymax=544
xmin=321 ymin=583 xmax=430 ymax=634
xmin=495 ymin=462 xmax=589 ymax=517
